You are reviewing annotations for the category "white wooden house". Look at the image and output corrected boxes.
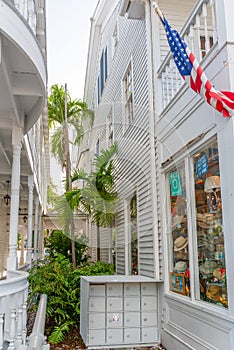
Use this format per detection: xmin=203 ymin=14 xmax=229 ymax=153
xmin=80 ymin=0 xmax=234 ymax=348
xmin=0 ymin=0 xmax=49 ymax=348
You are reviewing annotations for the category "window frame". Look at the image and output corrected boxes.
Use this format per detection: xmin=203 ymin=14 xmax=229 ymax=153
xmin=123 ymin=61 xmax=134 ymax=129
xmin=164 ymin=136 xmax=228 ymax=308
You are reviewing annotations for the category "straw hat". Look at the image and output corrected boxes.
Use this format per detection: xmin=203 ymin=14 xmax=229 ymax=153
xmin=174 ymin=261 xmax=188 ymax=273
xmin=213 ymin=268 xmax=222 ymax=279
xmin=206 ymin=283 xmax=222 ymax=301
xmin=199 ymin=260 xmax=217 ymax=275
xmin=174 ymin=236 xmax=188 ymax=251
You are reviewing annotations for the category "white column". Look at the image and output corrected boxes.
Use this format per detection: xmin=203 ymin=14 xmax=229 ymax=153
xmin=19 ymin=232 xmax=25 ymax=266
xmin=7 ymin=128 xmax=23 ymax=271
xmin=0 ymin=314 xmax=3 ymax=350
xmin=33 ymin=197 xmax=39 ymax=260
xmin=37 ymin=206 xmax=43 ymax=259
xmin=26 ymin=176 xmax=34 ymax=266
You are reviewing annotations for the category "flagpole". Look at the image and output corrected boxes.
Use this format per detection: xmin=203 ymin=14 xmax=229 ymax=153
xmin=152 ymin=2 xmax=164 ymax=21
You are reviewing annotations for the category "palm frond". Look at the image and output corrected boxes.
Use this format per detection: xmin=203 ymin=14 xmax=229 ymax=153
xmin=72 ymin=169 xmax=89 ymax=183
xmin=93 ymin=142 xmax=117 ymax=171
xmin=48 ymin=84 xmax=66 ymax=127
xmin=50 ymin=127 xmax=65 ymax=166
xmin=54 ymin=195 xmax=73 ymax=231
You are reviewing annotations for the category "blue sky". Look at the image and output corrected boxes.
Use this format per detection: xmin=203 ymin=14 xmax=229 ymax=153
xmin=46 ymin=0 xmax=98 ymax=100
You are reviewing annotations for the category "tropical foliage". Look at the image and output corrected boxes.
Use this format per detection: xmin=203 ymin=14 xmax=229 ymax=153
xmin=66 ymin=142 xmax=118 ymax=228
xmin=48 ymin=84 xmax=93 ymax=267
xmin=28 ymin=255 xmax=114 ymax=344
xmin=44 ymin=230 xmax=89 ymax=265
xmin=48 ymin=84 xmax=92 ymax=170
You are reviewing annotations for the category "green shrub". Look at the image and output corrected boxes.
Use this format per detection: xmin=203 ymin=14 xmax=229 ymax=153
xmin=28 ymin=255 xmax=114 ymax=344
xmin=44 ymin=230 xmax=89 ymax=265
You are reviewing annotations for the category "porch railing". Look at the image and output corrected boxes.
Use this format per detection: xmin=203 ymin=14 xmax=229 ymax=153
xmin=0 ymin=270 xmax=28 ymax=349
xmin=12 ymin=0 xmax=37 ymax=34
xmin=158 ymin=0 xmax=218 ymax=110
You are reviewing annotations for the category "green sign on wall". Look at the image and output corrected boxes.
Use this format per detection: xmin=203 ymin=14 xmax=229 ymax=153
xmin=169 ymin=171 xmax=182 ymax=196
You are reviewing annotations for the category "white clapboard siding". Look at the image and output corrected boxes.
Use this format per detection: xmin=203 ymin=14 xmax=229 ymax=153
xmin=88 ymin=221 xmax=98 ymax=262
xmin=97 ymin=11 xmax=156 ymax=277
xmin=84 ymin=0 xmax=175 ymax=277
xmin=99 ymin=227 xmax=112 ymax=263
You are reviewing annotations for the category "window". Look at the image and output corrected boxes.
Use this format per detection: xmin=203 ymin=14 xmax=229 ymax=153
xmin=97 ymin=46 xmax=108 ymax=104
xmin=193 ymin=139 xmax=227 ymax=307
xmin=167 ymin=137 xmax=228 ymax=308
xmin=123 ymin=63 xmax=133 ymax=126
xmin=168 ymin=164 xmax=190 ymax=296
xmin=112 ymin=25 xmax=118 ymax=58
xmin=107 ymin=110 xmax=114 ymax=147
xmin=96 ymin=139 xmax=100 ymax=155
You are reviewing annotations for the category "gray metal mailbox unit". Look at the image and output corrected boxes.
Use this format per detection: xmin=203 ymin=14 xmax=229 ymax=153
xmin=80 ymin=275 xmax=160 ymax=349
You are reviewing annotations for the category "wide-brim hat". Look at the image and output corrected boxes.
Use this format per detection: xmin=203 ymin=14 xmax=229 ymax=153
xmin=199 ymin=260 xmax=217 ymax=275
xmin=206 ymin=283 xmax=222 ymax=301
xmin=197 ymin=238 xmax=215 ymax=252
xmin=174 ymin=236 xmax=188 ymax=251
xmin=174 ymin=261 xmax=188 ymax=273
xmin=213 ymin=268 xmax=222 ymax=279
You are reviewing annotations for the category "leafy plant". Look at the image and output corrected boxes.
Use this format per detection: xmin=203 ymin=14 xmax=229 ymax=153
xmin=48 ymin=84 xmax=93 ymax=268
xmin=48 ymin=323 xmax=70 ymax=344
xmin=65 ymin=143 xmax=118 ymax=228
xmin=28 ymin=255 xmax=114 ymax=344
xmin=44 ymin=230 xmax=89 ymax=265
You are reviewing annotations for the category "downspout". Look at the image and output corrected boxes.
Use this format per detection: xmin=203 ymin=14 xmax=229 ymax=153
xmin=144 ymin=0 xmax=160 ymax=279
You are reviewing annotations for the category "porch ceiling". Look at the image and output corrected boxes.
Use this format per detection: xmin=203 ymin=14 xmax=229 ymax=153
xmin=0 ymin=2 xmax=47 ymax=212
xmin=0 ymin=34 xmax=44 ymax=131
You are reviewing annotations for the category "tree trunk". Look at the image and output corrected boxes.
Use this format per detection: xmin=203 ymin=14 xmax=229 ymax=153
xmin=64 ymin=83 xmax=76 ymax=269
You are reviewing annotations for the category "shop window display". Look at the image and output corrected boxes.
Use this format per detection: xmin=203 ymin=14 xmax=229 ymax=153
xmin=168 ymin=165 xmax=190 ymax=297
xmin=193 ymin=139 xmax=227 ymax=307
xmin=167 ymin=138 xmax=228 ymax=308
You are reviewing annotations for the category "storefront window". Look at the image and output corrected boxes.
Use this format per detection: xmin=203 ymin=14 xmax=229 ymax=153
xmin=193 ymin=139 xmax=228 ymax=308
xmin=168 ymin=164 xmax=190 ymax=297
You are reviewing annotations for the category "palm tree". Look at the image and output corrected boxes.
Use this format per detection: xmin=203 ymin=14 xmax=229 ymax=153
xmin=48 ymin=84 xmax=92 ymax=268
xmin=64 ymin=143 xmax=118 ymax=260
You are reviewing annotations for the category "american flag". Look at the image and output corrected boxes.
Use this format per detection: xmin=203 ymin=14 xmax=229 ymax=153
xmin=161 ymin=15 xmax=234 ymax=117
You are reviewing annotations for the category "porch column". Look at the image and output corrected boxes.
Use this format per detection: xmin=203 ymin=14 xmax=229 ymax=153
xmin=37 ymin=206 xmax=43 ymax=259
xmin=7 ymin=127 xmax=23 ymax=271
xmin=26 ymin=176 xmax=34 ymax=266
xmin=19 ymin=232 xmax=26 ymax=266
xmin=33 ymin=197 xmax=39 ymax=260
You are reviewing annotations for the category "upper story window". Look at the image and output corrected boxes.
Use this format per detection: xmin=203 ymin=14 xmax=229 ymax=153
xmin=112 ymin=25 xmax=118 ymax=58
xmin=107 ymin=110 xmax=114 ymax=147
xmin=96 ymin=138 xmax=100 ymax=155
xmin=123 ymin=63 xmax=133 ymax=126
xmin=97 ymin=46 xmax=108 ymax=104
